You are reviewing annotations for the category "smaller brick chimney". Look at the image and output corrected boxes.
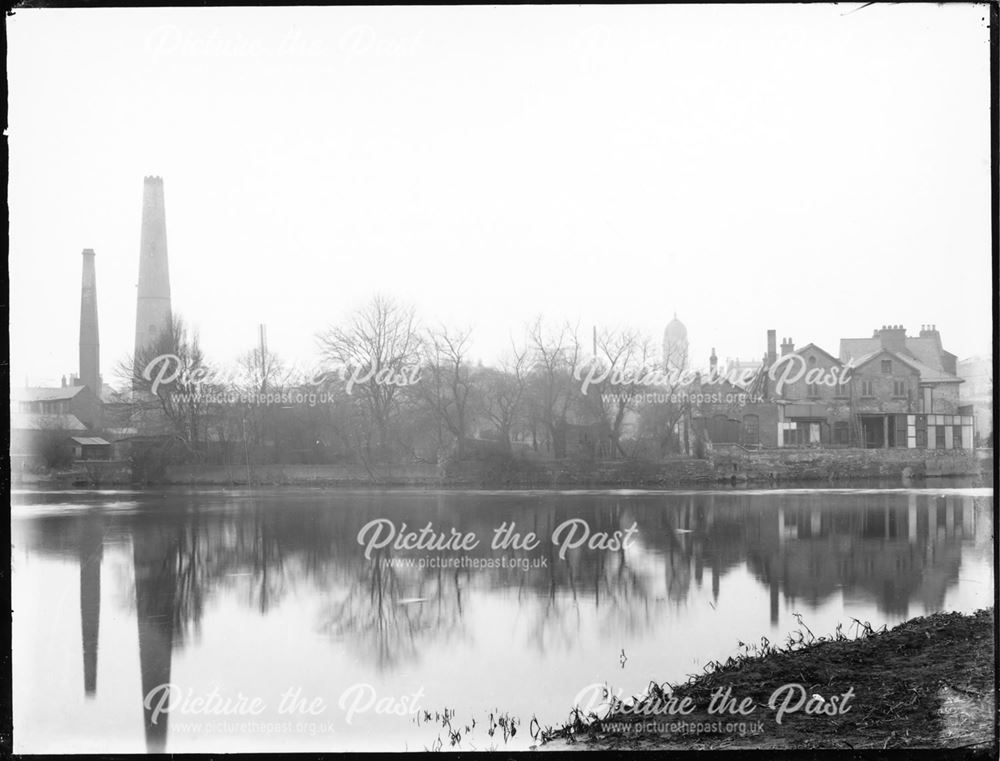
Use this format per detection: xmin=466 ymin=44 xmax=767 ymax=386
xmin=709 ymin=347 xmax=717 ymax=376
xmin=781 ymin=337 xmax=795 ymax=356
xmin=766 ymin=330 xmax=777 ymax=367
xmin=875 ymin=324 xmax=907 ymax=353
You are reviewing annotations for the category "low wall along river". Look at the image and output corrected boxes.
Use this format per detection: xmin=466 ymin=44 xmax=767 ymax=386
xmin=159 ymin=448 xmax=988 ymax=488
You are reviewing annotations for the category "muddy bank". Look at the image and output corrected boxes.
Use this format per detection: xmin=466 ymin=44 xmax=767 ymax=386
xmin=541 ymin=608 xmax=995 ymax=752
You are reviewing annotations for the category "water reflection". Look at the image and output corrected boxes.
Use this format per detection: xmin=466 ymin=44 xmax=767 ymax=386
xmin=13 ymin=487 xmax=993 ymax=752
xmin=78 ymin=513 xmax=102 ymax=697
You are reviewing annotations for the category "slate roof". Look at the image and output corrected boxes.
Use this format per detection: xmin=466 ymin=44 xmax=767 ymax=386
xmin=840 ymin=334 xmax=960 ymax=384
xmin=70 ymin=436 xmax=111 ymax=446
xmin=10 ymin=413 xmax=88 ymax=431
xmin=849 ymin=349 xmax=961 ymax=384
xmin=12 ymin=386 xmax=87 ymax=402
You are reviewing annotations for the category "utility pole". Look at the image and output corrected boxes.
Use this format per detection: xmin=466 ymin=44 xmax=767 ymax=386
xmin=259 ymin=324 xmax=268 ymax=394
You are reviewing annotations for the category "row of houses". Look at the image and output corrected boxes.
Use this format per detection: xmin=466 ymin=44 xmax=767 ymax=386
xmin=693 ymin=323 xmax=981 ymax=451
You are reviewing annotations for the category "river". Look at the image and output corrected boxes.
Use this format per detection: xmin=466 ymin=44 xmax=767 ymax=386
xmin=10 ymin=483 xmax=994 ymax=752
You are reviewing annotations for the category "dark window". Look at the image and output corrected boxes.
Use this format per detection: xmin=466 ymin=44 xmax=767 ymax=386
xmin=861 ymin=380 xmax=874 ymax=397
xmin=915 ymin=416 xmax=928 ymax=448
xmin=935 ymin=425 xmax=946 ymax=449
xmin=881 ymin=360 xmax=892 ymax=374
xmin=742 ymin=414 xmax=759 ymax=446
xmin=833 ymin=421 xmax=850 ymax=445
xmin=953 ymin=425 xmax=963 ymax=449
xmin=893 ymin=380 xmax=906 ymax=397
xmin=894 ymin=415 xmax=907 ymax=447
xmin=808 ymin=382 xmax=819 ymax=398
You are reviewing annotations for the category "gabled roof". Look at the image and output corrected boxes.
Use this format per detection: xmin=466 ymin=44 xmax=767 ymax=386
xmin=839 ymin=338 xmax=882 ymax=364
xmin=839 ymin=335 xmax=950 ymax=374
xmin=850 ymin=349 xmax=905 ymax=371
xmin=893 ymin=353 xmax=962 ymax=384
xmin=849 ymin=349 xmax=961 ymax=384
xmin=10 ymin=413 xmax=87 ymax=431
xmin=12 ymin=385 xmax=87 ymax=402
xmin=791 ymin=343 xmax=843 ymax=365
xmin=904 ymin=337 xmax=946 ymax=372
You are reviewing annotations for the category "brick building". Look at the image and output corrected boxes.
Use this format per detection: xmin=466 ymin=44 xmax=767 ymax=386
xmin=694 ymin=324 xmax=972 ymax=451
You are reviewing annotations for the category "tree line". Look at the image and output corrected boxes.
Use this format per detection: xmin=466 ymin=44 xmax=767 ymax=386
xmin=116 ymin=295 xmax=695 ymax=469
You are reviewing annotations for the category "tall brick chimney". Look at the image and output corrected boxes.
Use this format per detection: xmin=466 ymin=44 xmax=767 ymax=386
xmin=875 ymin=324 xmax=907 ymax=353
xmin=766 ymin=330 xmax=777 ymax=367
xmin=79 ymin=249 xmax=100 ymax=395
xmin=134 ymin=176 xmax=173 ymax=362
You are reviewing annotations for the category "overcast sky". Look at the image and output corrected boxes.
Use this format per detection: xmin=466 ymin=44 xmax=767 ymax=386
xmin=7 ymin=4 xmax=993 ymax=388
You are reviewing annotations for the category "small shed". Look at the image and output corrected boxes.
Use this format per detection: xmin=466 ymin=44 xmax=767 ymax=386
xmin=69 ymin=436 xmax=111 ymax=461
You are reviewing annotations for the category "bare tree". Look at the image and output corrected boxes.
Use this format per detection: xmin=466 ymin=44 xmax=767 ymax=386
xmin=417 ymin=325 xmax=475 ymax=447
xmin=317 ymin=295 xmax=422 ymax=462
xmin=633 ymin=333 xmax=693 ymax=457
xmin=586 ymin=327 xmax=657 ymax=457
xmin=231 ymin=342 xmax=297 ymax=463
xmin=527 ymin=317 xmax=582 ymax=458
xmin=479 ymin=338 xmax=530 ymax=451
xmin=117 ymin=315 xmax=218 ymax=455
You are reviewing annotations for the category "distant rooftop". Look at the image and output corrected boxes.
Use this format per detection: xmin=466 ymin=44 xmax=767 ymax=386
xmin=10 ymin=413 xmax=87 ymax=431
xmin=12 ymin=386 xmax=88 ymax=402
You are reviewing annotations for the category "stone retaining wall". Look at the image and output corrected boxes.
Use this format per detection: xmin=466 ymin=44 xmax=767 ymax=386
xmin=710 ymin=446 xmax=982 ymax=483
xmin=156 ymin=448 xmax=986 ymax=487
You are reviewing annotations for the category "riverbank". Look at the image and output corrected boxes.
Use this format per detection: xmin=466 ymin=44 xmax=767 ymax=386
xmin=540 ymin=608 xmax=995 ymax=752
xmin=12 ymin=447 xmax=991 ymax=488
xmin=161 ymin=447 xmax=989 ymax=487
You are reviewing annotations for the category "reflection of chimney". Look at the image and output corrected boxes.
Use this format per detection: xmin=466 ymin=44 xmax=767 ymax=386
xmin=79 ymin=516 xmax=103 ymax=697
xmin=781 ymin=337 xmax=794 ymax=356
xmin=766 ymin=330 xmax=777 ymax=367
xmin=134 ymin=527 xmax=179 ymax=752
xmin=79 ymin=249 xmax=100 ymax=395
xmin=769 ymin=577 xmax=780 ymax=626
xmin=134 ymin=176 xmax=173 ymax=362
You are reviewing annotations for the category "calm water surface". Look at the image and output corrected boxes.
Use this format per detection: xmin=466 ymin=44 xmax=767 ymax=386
xmin=11 ymin=484 xmax=994 ymax=752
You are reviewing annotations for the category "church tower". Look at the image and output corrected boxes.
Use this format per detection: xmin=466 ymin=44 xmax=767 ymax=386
xmin=79 ymin=248 xmax=101 ymax=394
xmin=663 ymin=312 xmax=689 ymax=371
xmin=134 ymin=176 xmax=172 ymax=360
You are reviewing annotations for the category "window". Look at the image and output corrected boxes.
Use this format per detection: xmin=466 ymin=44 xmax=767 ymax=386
xmin=894 ymin=415 xmax=907 ymax=447
xmin=893 ymin=380 xmax=906 ymax=397
xmin=915 ymin=416 xmax=927 ymax=448
xmin=861 ymin=379 xmax=874 ymax=397
xmin=784 ymin=426 xmax=802 ymax=446
xmin=953 ymin=425 xmax=963 ymax=449
xmin=836 ymin=380 xmax=849 ymax=397
xmin=881 ymin=360 xmax=892 ymax=374
xmin=742 ymin=414 xmax=759 ymax=447
xmin=833 ymin=421 xmax=850 ymax=445
xmin=935 ymin=425 xmax=946 ymax=449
